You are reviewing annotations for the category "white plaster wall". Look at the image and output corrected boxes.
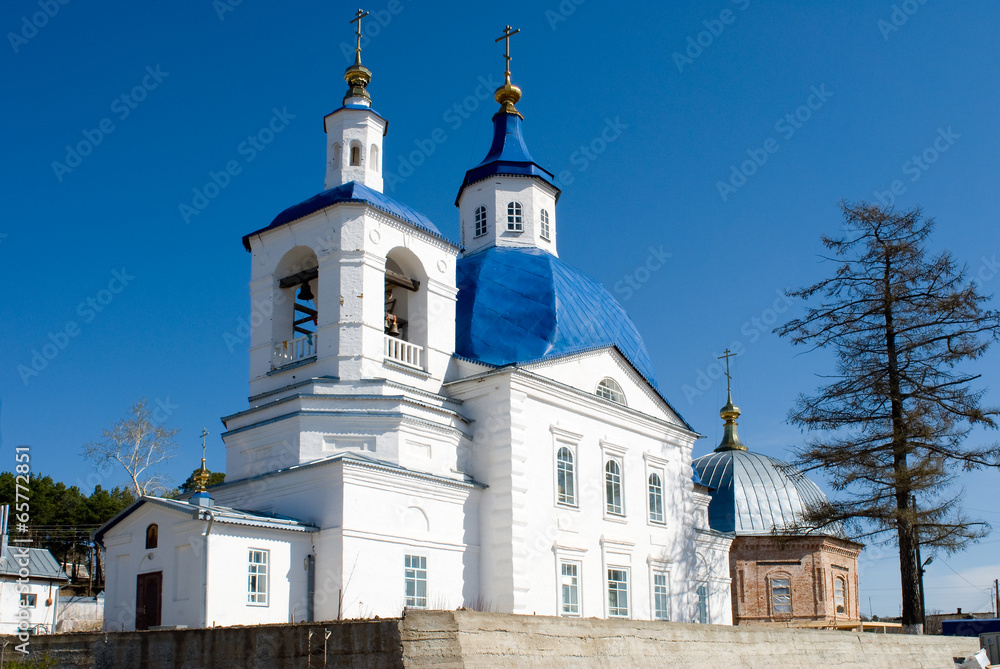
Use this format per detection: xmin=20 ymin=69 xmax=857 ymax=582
xmin=458 ymin=177 xmax=559 ymax=256
xmin=0 ymin=577 xmax=60 ymax=634
xmin=323 ymin=107 xmax=386 ymax=192
xmin=204 ymin=526 xmax=313 ymax=627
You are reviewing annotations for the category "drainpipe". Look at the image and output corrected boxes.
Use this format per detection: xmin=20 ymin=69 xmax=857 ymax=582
xmin=202 ymin=510 xmax=215 ymax=628
xmin=306 ymin=554 xmax=316 ymax=623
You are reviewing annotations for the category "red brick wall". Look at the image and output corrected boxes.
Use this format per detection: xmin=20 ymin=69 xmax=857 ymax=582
xmin=730 ymin=535 xmax=862 ymax=626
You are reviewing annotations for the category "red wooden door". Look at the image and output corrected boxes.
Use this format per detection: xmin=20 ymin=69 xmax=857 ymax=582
xmin=135 ymin=571 xmax=162 ymax=630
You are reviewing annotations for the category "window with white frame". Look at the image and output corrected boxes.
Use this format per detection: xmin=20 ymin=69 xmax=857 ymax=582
xmin=596 ymin=378 xmax=626 ymax=405
xmin=834 ymin=576 xmax=846 ymax=614
xmin=248 ymin=548 xmax=269 ymax=605
xmin=540 ymin=208 xmax=550 ymax=240
xmin=20 ymin=593 xmax=37 ymax=608
xmin=560 ymin=561 xmax=580 ymax=616
xmin=696 ymin=584 xmax=709 ymax=623
xmin=653 ymin=572 xmax=670 ymax=620
xmin=648 ymin=472 xmax=664 ymax=524
xmin=605 ymin=459 xmax=623 ymax=515
xmin=556 ymin=446 xmax=576 ymax=506
xmin=607 ymin=568 xmax=629 ymax=617
xmin=771 ymin=576 xmax=791 ymax=614
xmin=506 ymin=202 xmax=523 ymax=232
xmin=404 ymin=554 xmax=427 ymax=608
xmin=474 ymin=205 xmax=488 ymax=237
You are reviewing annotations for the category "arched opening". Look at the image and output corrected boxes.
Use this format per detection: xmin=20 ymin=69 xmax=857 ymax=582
xmin=474 ymin=205 xmax=488 ymax=238
xmin=330 ymin=142 xmax=341 ymax=169
xmin=834 ymin=576 xmax=846 ymax=614
xmin=597 ymin=378 xmax=626 ymax=405
xmin=370 ymin=144 xmax=379 ymax=172
xmin=145 ymin=524 xmax=158 ymax=550
xmin=350 ymin=142 xmax=362 ymax=167
xmin=383 ymin=247 xmax=428 ymax=370
xmin=274 ymin=246 xmax=319 ymax=367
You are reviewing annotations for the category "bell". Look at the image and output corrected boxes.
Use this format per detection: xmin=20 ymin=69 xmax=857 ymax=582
xmin=297 ymin=282 xmax=314 ymax=301
xmin=386 ymin=315 xmax=399 ymax=336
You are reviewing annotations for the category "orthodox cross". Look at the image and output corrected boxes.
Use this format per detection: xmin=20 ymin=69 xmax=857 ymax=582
xmin=717 ymin=348 xmax=736 ymax=393
xmin=350 ymin=9 xmax=369 ymax=60
xmin=495 ymin=25 xmax=520 ymax=78
xmin=199 ymin=428 xmax=209 ymax=465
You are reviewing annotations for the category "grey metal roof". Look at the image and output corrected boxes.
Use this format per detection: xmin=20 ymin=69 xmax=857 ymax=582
xmin=94 ymin=496 xmax=318 ymax=546
xmin=692 ymin=449 xmax=831 ymax=536
xmin=0 ymin=544 xmax=69 ymax=581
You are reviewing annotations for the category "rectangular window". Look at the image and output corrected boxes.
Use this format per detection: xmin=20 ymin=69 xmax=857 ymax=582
xmin=20 ymin=593 xmax=37 ymax=608
xmin=653 ymin=572 xmax=669 ymax=620
xmin=696 ymin=584 xmax=709 ymax=623
xmin=560 ymin=562 xmax=580 ymax=616
xmin=771 ymin=577 xmax=791 ymax=614
xmin=248 ymin=548 xmax=269 ymax=605
xmin=834 ymin=577 xmax=846 ymax=614
xmin=405 ymin=554 xmax=427 ymax=608
xmin=607 ymin=568 xmax=629 ymax=617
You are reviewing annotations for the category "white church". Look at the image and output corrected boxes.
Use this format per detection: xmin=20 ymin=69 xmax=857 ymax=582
xmin=95 ymin=19 xmax=733 ymax=631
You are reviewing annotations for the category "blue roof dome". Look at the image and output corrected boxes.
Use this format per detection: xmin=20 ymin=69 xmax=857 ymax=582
xmin=692 ymin=448 xmax=831 ymax=535
xmin=455 ymin=246 xmax=658 ymax=386
xmin=456 ymin=110 xmax=559 ymax=204
xmin=243 ymin=182 xmax=452 ymax=251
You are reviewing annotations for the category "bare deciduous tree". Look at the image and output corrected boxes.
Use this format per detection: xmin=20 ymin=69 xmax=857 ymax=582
xmin=82 ymin=399 xmax=179 ymax=497
xmin=776 ymin=201 xmax=1000 ymax=633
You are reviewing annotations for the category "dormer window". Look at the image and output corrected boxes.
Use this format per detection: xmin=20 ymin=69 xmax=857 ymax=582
xmin=506 ymin=202 xmax=523 ymax=232
xmin=474 ymin=205 xmax=488 ymax=238
xmin=596 ymin=378 xmax=626 ymax=406
xmin=540 ymin=209 xmax=550 ymax=240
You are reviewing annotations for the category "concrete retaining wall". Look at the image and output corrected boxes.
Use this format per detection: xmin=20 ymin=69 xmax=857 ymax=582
xmin=3 ymin=610 xmax=980 ymax=668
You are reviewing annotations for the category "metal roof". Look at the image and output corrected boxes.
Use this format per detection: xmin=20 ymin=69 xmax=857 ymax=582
xmin=242 ymin=181 xmax=454 ymax=251
xmin=456 ymin=109 xmax=559 ymax=204
xmin=94 ymin=496 xmax=318 ymax=546
xmin=0 ymin=544 xmax=69 ymax=581
xmin=692 ymin=448 xmax=832 ymax=535
xmin=455 ymin=246 xmax=660 ymax=386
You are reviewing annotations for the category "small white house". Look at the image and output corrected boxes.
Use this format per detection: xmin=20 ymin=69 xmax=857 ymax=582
xmin=0 ymin=532 xmax=69 ymax=635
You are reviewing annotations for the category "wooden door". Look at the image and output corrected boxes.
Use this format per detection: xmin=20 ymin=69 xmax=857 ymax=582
xmin=135 ymin=571 xmax=162 ymax=630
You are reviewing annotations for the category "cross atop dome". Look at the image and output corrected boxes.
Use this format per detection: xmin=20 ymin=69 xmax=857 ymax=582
xmin=343 ymin=8 xmax=373 ymax=105
xmin=715 ymin=349 xmax=747 ymax=452
xmin=494 ymin=25 xmax=522 ymax=115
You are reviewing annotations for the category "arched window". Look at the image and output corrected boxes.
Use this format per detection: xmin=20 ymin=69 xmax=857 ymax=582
xmin=834 ymin=576 xmax=846 ymax=614
xmin=331 ymin=142 xmax=341 ymax=168
xmin=770 ymin=576 xmax=791 ymax=614
xmin=648 ymin=473 xmax=664 ymax=524
xmin=506 ymin=202 xmax=523 ymax=232
xmin=145 ymin=524 xmax=158 ymax=550
xmin=696 ymin=584 xmax=709 ymax=623
xmin=540 ymin=209 xmax=550 ymax=240
xmin=596 ymin=378 xmax=626 ymax=405
xmin=370 ymin=144 xmax=379 ymax=172
xmin=474 ymin=205 xmax=488 ymax=238
xmin=556 ymin=447 xmax=575 ymax=505
xmin=605 ymin=459 xmax=623 ymax=515
xmin=350 ymin=144 xmax=361 ymax=166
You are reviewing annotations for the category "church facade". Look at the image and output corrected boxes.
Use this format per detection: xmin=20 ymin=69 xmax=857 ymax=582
xmin=96 ymin=22 xmax=733 ymax=631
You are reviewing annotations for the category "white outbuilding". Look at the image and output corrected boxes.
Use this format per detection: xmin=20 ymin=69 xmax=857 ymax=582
xmin=97 ymin=23 xmax=733 ymax=631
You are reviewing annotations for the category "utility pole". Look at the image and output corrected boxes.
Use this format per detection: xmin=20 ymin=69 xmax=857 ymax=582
xmin=994 ymin=579 xmax=998 ymax=617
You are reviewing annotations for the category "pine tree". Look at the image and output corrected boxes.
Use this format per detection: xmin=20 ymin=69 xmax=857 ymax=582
xmin=776 ymin=201 xmax=1000 ymax=633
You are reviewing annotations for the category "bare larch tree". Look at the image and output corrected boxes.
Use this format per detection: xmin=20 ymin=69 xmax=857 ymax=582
xmin=82 ymin=398 xmax=179 ymax=498
xmin=776 ymin=201 xmax=1000 ymax=633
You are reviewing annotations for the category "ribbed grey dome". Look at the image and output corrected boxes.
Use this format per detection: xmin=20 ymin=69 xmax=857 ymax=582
xmin=692 ymin=449 xmax=830 ymax=535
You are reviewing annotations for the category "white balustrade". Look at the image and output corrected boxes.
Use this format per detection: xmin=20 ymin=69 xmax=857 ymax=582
xmin=384 ymin=334 xmax=423 ymax=370
xmin=273 ymin=335 xmax=316 ymax=367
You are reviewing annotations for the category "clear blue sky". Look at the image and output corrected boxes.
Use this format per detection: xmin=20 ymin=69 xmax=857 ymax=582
xmin=2 ymin=0 xmax=998 ymax=618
